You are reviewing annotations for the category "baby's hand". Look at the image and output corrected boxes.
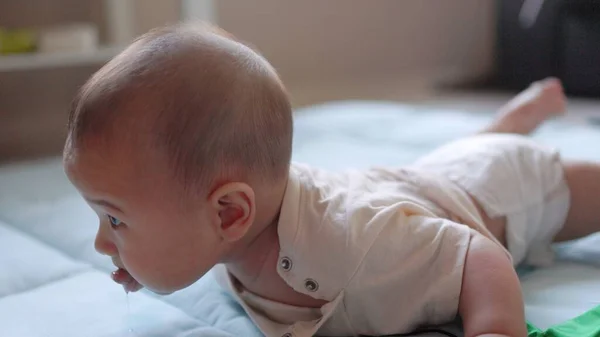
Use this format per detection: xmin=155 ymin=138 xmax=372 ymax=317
xmin=111 ymin=268 xmax=144 ymax=293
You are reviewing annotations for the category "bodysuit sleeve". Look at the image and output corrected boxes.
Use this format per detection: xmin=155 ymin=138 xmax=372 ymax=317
xmin=342 ymin=213 xmax=474 ymax=336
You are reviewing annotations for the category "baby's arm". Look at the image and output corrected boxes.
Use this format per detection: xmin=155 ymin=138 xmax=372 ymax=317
xmin=459 ymin=233 xmax=527 ymax=337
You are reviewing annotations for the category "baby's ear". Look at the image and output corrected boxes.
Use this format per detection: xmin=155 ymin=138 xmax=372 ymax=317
xmin=209 ymin=182 xmax=255 ymax=242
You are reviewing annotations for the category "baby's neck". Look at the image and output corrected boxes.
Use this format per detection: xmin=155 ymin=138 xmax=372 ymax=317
xmin=225 ymin=219 xmax=280 ymax=285
xmin=223 ymin=178 xmax=287 ymax=282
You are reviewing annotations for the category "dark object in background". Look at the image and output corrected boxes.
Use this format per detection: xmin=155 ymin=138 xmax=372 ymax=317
xmin=562 ymin=4 xmax=600 ymax=97
xmin=496 ymin=0 xmax=600 ymax=98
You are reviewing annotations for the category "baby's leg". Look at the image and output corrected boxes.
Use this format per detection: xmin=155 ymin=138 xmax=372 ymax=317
xmin=478 ymin=77 xmax=566 ymax=135
xmin=553 ymin=161 xmax=600 ymax=242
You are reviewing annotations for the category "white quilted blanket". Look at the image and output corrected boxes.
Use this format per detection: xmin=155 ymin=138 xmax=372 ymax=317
xmin=2 ymin=101 xmax=600 ymax=337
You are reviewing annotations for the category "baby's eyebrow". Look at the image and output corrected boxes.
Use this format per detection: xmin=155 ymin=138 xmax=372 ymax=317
xmin=87 ymin=198 xmax=123 ymax=213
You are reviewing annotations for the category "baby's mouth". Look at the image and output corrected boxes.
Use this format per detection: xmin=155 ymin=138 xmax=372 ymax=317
xmin=111 ymin=268 xmax=143 ymax=293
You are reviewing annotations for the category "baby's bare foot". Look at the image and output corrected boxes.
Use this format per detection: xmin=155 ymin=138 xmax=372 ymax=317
xmin=482 ymin=77 xmax=566 ymax=135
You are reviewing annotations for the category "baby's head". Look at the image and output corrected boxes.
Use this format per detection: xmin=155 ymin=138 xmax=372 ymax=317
xmin=63 ymin=23 xmax=293 ymax=294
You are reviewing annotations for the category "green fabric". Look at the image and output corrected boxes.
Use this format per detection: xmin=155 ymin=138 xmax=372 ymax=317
xmin=527 ymin=305 xmax=600 ymax=337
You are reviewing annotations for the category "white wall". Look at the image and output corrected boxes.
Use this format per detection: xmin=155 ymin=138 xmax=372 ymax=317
xmin=214 ymin=0 xmax=496 ymax=91
xmin=0 ymin=0 xmax=496 ymax=160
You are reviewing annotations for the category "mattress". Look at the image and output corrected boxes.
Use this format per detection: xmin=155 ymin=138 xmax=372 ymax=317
xmin=2 ymin=100 xmax=600 ymax=337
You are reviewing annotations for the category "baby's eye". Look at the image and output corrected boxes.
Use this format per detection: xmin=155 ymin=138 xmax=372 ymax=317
xmin=107 ymin=215 xmax=123 ymax=229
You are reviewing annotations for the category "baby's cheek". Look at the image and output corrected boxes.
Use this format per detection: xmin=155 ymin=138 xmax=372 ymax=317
xmin=120 ymin=248 xmax=156 ymax=280
xmin=127 ymin=226 xmax=208 ymax=292
xmin=125 ymin=244 xmax=180 ymax=290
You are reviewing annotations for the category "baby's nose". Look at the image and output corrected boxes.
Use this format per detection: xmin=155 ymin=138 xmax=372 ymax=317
xmin=94 ymin=229 xmax=118 ymax=257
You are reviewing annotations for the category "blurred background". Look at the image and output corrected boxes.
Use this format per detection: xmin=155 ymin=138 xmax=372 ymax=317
xmin=1 ymin=0 xmax=599 ymax=162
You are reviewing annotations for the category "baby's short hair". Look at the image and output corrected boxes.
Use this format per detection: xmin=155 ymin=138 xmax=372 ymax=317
xmin=66 ymin=23 xmax=293 ymax=193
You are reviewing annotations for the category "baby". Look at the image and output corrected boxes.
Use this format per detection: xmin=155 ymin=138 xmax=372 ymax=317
xmin=64 ymin=23 xmax=599 ymax=337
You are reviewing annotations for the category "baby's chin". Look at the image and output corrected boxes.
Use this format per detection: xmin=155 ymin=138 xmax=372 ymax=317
xmin=140 ymin=271 xmax=209 ymax=295
xmin=143 ymin=282 xmax=189 ymax=296
xmin=120 ymin=272 xmax=189 ymax=295
xmin=144 ymin=286 xmax=176 ymax=296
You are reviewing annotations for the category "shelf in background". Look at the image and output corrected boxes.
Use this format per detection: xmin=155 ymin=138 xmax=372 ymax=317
xmin=0 ymin=45 xmax=123 ymax=72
